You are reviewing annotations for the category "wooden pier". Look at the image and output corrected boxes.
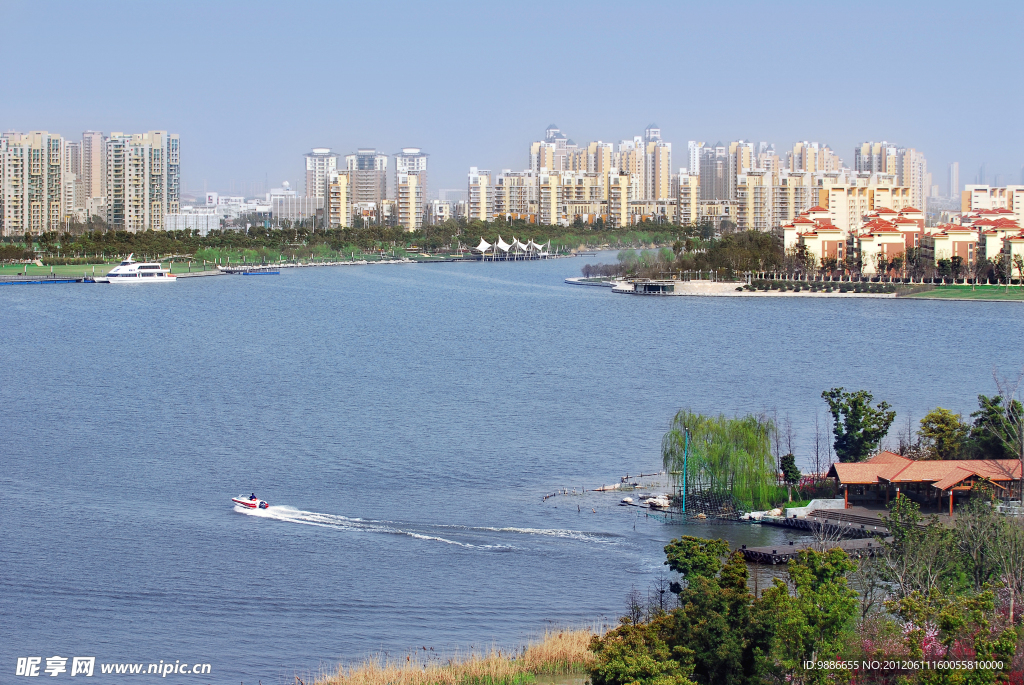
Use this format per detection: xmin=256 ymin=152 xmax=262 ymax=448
xmin=740 ymin=537 xmax=884 ymax=564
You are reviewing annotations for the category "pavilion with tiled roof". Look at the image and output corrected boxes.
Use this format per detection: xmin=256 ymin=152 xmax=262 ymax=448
xmin=827 ymin=450 xmax=1021 ymax=514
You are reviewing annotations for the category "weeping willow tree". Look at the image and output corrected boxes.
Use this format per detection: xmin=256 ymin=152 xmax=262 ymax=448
xmin=662 ymin=410 xmax=778 ymax=511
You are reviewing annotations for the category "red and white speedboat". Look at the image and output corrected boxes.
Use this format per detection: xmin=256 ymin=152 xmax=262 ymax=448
xmin=232 ymin=494 xmax=269 ymax=509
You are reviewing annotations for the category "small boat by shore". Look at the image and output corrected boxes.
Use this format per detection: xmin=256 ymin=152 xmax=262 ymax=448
xmin=232 ymin=494 xmax=269 ymax=509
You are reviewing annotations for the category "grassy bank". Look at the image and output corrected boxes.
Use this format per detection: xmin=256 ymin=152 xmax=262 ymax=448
xmin=898 ymin=283 xmax=1024 ymax=300
xmin=0 ymin=261 xmax=220 ymax=277
xmin=314 ymin=629 xmax=596 ymax=685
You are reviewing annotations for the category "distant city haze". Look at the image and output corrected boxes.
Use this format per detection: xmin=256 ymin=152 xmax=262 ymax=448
xmin=2 ymin=0 xmax=1021 ymax=196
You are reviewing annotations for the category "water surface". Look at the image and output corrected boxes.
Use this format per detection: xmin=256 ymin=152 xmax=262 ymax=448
xmin=2 ymin=255 xmax=1021 ymax=682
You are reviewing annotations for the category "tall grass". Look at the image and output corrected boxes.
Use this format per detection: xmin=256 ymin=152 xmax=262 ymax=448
xmin=314 ymin=628 xmax=597 ymax=685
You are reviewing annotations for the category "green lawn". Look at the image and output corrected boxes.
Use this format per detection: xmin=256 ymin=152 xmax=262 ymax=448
xmin=899 ymin=285 xmax=1024 ymax=301
xmin=0 ymin=261 xmax=219 ymax=277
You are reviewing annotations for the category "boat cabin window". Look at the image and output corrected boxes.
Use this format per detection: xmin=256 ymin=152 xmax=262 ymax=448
xmin=140 ymin=265 xmax=160 ymax=270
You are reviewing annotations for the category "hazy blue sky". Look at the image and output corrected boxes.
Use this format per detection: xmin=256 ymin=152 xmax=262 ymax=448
xmin=2 ymin=0 xmax=1021 ymax=198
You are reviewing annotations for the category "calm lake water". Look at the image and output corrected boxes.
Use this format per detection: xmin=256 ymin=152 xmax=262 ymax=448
xmin=3 ymin=254 xmax=1023 ymax=683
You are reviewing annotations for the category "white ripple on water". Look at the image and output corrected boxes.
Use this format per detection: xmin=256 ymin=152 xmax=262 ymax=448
xmin=236 ymin=505 xmax=512 ymax=549
xmin=234 ymin=505 xmax=618 ymax=548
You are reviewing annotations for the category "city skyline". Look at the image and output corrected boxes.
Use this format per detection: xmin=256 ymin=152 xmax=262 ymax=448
xmin=1 ymin=0 xmax=1020 ymax=196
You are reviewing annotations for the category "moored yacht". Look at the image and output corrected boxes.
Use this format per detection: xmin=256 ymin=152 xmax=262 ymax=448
xmin=101 ymin=254 xmax=176 ymax=283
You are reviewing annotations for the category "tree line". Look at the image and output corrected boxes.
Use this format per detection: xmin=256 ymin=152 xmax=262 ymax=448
xmin=0 ymin=218 xmax=697 ymax=262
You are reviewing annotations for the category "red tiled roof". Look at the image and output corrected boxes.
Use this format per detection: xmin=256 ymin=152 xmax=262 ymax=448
xmin=872 ymin=451 xmax=912 ymax=464
xmin=899 ymin=207 xmax=921 ymax=213
xmin=828 ymin=451 xmax=1021 ymax=491
xmin=806 ymin=205 xmax=828 ymax=212
xmin=793 ymin=217 xmax=814 ymax=224
xmin=875 ymin=207 xmax=897 ymax=214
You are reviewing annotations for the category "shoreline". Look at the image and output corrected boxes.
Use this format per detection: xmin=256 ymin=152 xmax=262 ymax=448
xmin=566 ymin=277 xmax=1024 ymax=301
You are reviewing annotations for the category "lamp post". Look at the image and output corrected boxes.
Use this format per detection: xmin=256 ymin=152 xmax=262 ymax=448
xmin=682 ymin=428 xmax=690 ymax=514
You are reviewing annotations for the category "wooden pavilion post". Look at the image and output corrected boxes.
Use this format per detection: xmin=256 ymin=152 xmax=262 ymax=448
xmin=949 ymin=491 xmax=954 ymax=517
xmin=844 ymin=485 xmax=849 ymax=509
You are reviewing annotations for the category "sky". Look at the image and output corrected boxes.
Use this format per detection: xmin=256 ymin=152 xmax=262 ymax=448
xmin=2 ymin=0 xmax=1022 ymax=198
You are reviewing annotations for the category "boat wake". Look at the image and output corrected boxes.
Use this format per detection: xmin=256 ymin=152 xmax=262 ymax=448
xmin=234 ymin=505 xmax=619 ymax=549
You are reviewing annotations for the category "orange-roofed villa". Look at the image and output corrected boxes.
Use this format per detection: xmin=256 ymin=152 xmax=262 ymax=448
xmin=827 ymin=450 xmax=1022 ymax=515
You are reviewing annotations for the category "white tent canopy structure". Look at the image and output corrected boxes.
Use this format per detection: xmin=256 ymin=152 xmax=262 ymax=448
xmin=471 ymin=236 xmax=552 ymax=261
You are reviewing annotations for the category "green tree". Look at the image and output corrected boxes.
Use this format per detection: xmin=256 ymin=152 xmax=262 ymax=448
xmin=589 ymin=616 xmax=696 ymax=685
xmin=779 ymin=454 xmax=800 ymax=502
xmin=663 ymin=536 xmax=730 ymax=584
xmin=749 ymin=549 xmax=858 ymax=684
xmin=662 ymin=411 xmax=777 ymax=510
xmin=918 ymin=407 xmax=969 ymax=459
xmin=669 ymin=552 xmax=753 ymax=685
xmin=969 ymin=394 xmax=1022 ymax=459
xmin=821 ymin=388 xmax=896 ymax=463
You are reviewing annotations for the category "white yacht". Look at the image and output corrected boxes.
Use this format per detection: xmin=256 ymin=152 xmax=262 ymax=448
xmin=101 ymin=254 xmax=177 ymax=283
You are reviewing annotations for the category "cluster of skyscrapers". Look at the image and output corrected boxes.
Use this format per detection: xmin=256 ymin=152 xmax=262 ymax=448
xmin=303 ymin=147 xmax=429 ymax=230
xmin=0 ymin=130 xmax=179 ymax=236
xmin=465 ymin=125 xmax=937 ymax=234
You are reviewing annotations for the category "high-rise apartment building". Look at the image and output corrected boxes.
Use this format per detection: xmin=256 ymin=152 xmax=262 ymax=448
xmin=467 ymin=168 xmax=492 ymax=222
xmin=304 ymin=148 xmax=338 ymax=200
xmin=728 ymin=140 xmax=753 ymax=200
xmin=105 ymin=131 xmax=180 ymax=231
xmin=0 ymin=131 xmax=66 ymax=235
xmin=345 ymin=149 xmax=388 ymax=204
xmin=394 ymin=147 xmax=428 ymax=209
xmin=644 ymin=125 xmax=672 ymax=201
xmin=63 ymin=140 xmax=84 ymax=217
xmin=687 ymin=141 xmax=704 ymax=176
xmin=492 ymin=170 xmax=538 ymax=219
xmin=675 ymin=171 xmax=700 ymax=225
xmin=81 ymin=131 xmax=106 ymax=202
xmin=735 ymin=171 xmax=772 ymax=231
xmin=699 ymin=143 xmax=728 ymax=201
xmin=325 ymin=171 xmax=351 ymax=228
xmin=896 ymin=147 xmax=928 ymax=210
xmin=949 ymin=162 xmax=959 ymax=198
xmin=396 ymin=172 xmax=424 ymax=230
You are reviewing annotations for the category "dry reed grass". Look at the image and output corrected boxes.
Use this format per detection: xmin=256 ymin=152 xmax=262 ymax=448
xmin=313 ymin=628 xmax=598 ymax=685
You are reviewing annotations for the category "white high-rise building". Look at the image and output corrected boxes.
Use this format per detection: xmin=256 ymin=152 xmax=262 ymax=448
xmin=304 ymin=148 xmax=338 ymax=200
xmin=394 ymin=147 xmax=428 ymax=207
xmin=687 ymin=141 xmax=703 ymax=177
xmin=1 ymin=131 xmax=67 ymax=235
xmin=105 ymin=131 xmax=180 ymax=232
xmin=949 ymin=162 xmax=959 ymax=198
